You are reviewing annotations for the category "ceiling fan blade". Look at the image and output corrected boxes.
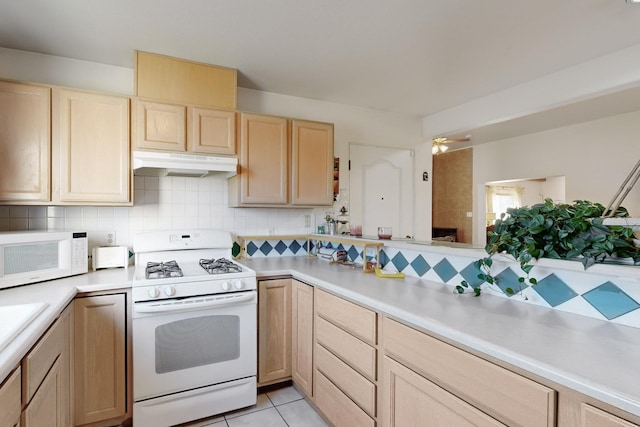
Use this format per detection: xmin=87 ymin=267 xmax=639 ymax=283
xmin=432 ymin=137 xmax=471 ymax=145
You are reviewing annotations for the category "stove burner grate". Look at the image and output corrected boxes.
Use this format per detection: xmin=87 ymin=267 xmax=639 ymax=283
xmin=146 ymin=260 xmax=183 ymax=279
xmin=199 ymin=258 xmax=243 ymax=275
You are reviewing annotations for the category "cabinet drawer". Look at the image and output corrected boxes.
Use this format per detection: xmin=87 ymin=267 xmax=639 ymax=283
xmin=22 ymin=315 xmax=64 ymax=404
xmin=316 ymin=289 xmax=377 ymax=344
xmin=315 ymin=371 xmax=375 ymax=427
xmin=383 ymin=317 xmax=555 ymax=427
xmin=316 ymin=343 xmax=376 ymax=416
xmin=383 ymin=356 xmax=505 ymax=427
xmin=316 ymin=316 xmax=376 ymax=380
xmin=0 ymin=366 xmax=21 ymax=427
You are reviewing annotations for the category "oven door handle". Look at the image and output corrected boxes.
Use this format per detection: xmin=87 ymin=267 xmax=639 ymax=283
xmin=134 ymin=291 xmax=257 ymax=313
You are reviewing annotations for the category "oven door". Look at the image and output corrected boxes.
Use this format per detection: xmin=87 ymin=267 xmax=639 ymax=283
xmin=133 ymin=291 xmax=257 ymax=401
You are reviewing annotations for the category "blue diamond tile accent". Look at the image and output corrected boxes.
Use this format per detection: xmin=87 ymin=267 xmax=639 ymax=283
xmin=259 ymin=241 xmax=273 ymax=256
xmin=410 ymin=255 xmax=430 ymax=277
xmin=433 ymin=258 xmax=457 ymax=283
xmin=347 ymin=245 xmax=360 ymax=261
xmin=306 ymin=240 xmax=314 ymax=253
xmin=391 ymin=252 xmax=409 ymax=272
xmin=274 ymin=240 xmax=287 ymax=255
xmin=495 ymin=268 xmax=526 ymax=297
xmin=247 ymin=242 xmax=258 ymax=257
xmin=459 ymin=262 xmax=484 ymax=288
xmin=289 ymin=240 xmax=302 ymax=254
xmin=582 ymin=281 xmax=640 ymax=320
xmin=379 ymin=250 xmax=390 ymax=268
xmin=532 ymin=274 xmax=577 ymax=307
xmin=337 ymin=243 xmax=345 ymax=250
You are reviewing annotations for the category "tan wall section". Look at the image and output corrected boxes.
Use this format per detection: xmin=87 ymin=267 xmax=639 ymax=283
xmin=432 ymin=148 xmax=473 ymax=243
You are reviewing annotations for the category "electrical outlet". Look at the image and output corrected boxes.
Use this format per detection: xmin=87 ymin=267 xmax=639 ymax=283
xmin=106 ymin=231 xmax=116 ymax=246
xmin=466 ymin=212 xmax=473 ymax=218
xmin=304 ymin=215 xmax=311 ymax=227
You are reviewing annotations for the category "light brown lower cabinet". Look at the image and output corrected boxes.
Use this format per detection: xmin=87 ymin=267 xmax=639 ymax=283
xmin=74 ymin=293 xmax=128 ymax=426
xmin=21 ymin=303 xmax=73 ymax=427
xmin=0 ymin=367 xmax=21 ymax=427
xmin=313 ymin=289 xmax=378 ymax=425
xmin=291 ymin=279 xmax=314 ymax=397
xmin=382 ymin=355 xmax=505 ymax=427
xmin=254 ymin=281 xmax=639 ymax=427
xmin=258 ymin=278 xmax=292 ymax=385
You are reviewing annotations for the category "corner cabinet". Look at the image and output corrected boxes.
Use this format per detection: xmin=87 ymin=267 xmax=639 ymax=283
xmin=74 ymin=293 xmax=129 ymax=426
xmin=52 ymin=88 xmax=131 ymax=205
xmin=258 ymin=278 xmax=292 ymax=385
xmin=0 ymin=80 xmax=51 ymax=203
xmin=228 ymin=113 xmax=334 ymax=207
xmin=133 ymin=98 xmax=237 ymax=156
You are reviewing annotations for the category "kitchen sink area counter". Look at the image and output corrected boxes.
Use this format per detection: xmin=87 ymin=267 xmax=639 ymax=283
xmin=242 ymin=256 xmax=640 ymax=422
xmin=0 ymin=268 xmax=133 ymax=383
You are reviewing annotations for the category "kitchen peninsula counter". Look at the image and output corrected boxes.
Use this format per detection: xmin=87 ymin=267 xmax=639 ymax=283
xmin=1 ymin=255 xmax=639 ymax=421
xmin=242 ymin=256 xmax=640 ymax=420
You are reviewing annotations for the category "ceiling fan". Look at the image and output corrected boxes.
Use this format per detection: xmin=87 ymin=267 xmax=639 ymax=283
xmin=431 ymin=136 xmax=471 ymax=155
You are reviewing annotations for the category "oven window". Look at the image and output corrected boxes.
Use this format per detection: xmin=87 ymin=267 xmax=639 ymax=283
xmin=155 ymin=315 xmax=240 ymax=374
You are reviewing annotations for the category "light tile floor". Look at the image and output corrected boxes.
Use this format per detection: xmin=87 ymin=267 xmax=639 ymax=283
xmin=181 ymin=384 xmax=328 ymax=427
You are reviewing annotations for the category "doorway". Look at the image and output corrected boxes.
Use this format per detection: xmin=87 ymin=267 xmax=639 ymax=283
xmin=349 ymin=144 xmax=414 ymax=239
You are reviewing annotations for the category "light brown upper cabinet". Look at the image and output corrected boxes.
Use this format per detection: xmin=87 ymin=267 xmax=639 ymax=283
xmin=0 ymin=80 xmax=51 ymax=203
xmin=52 ymin=88 xmax=131 ymax=205
xmin=290 ymin=119 xmax=334 ymax=206
xmin=135 ymin=51 xmax=237 ymax=109
xmin=229 ymin=113 xmax=334 ymax=207
xmin=133 ymin=99 xmax=237 ymax=156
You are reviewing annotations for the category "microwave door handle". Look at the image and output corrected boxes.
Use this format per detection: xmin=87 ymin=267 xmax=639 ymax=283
xmin=134 ymin=292 xmax=256 ymax=314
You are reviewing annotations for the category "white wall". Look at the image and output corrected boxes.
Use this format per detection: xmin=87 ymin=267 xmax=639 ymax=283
xmin=473 ymin=111 xmax=640 ymax=244
xmin=0 ymin=48 xmax=424 ymax=247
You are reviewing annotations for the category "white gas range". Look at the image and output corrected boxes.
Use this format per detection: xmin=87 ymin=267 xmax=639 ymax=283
xmin=132 ymin=230 xmax=257 ymax=427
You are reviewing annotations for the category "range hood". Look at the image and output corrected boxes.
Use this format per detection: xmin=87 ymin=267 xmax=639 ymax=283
xmin=133 ymin=151 xmax=238 ymax=178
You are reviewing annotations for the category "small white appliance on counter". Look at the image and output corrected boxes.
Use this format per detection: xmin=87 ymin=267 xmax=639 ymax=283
xmin=0 ymin=230 xmax=88 ymax=290
xmin=92 ymin=246 xmax=129 ymax=270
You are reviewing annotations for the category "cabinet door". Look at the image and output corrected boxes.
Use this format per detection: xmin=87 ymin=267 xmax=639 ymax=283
xmin=134 ymin=99 xmax=186 ymax=152
xmin=258 ymin=279 xmax=292 ymax=384
xmin=0 ymin=367 xmax=21 ymax=427
xmin=188 ymin=107 xmax=237 ymax=155
xmin=74 ymin=294 xmax=127 ymax=425
xmin=381 ymin=356 xmax=505 ymax=427
xmin=290 ymin=119 xmax=334 ymax=206
xmin=238 ymin=113 xmax=289 ymax=205
xmin=291 ymin=280 xmax=313 ymax=397
xmin=0 ymin=81 xmax=50 ymax=202
xmin=21 ymin=357 xmax=64 ymax=427
xmin=53 ymin=88 xmax=131 ymax=204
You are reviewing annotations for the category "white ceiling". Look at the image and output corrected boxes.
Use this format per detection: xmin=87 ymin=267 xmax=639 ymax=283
xmin=2 ymin=0 xmax=640 ymax=120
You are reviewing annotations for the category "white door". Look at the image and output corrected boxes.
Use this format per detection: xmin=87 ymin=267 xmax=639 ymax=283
xmin=349 ymin=144 xmax=414 ymax=238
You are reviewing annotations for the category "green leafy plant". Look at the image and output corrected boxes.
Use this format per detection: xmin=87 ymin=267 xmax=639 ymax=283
xmin=457 ymin=199 xmax=640 ymax=296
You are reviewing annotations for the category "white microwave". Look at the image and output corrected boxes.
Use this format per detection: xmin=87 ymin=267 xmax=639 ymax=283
xmin=0 ymin=231 xmax=88 ymax=290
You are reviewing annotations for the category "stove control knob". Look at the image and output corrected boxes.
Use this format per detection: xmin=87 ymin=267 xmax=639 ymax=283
xmin=164 ymin=285 xmax=176 ymax=297
xmin=233 ymin=280 xmax=245 ymax=290
xmin=221 ymin=281 xmax=231 ymax=291
xmin=147 ymin=287 xmax=160 ymax=299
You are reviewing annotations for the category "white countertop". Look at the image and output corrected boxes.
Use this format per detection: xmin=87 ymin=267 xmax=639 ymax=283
xmin=242 ymin=256 xmax=640 ymax=419
xmin=0 ymin=268 xmax=133 ymax=383
xmin=1 ymin=256 xmax=639 ymax=419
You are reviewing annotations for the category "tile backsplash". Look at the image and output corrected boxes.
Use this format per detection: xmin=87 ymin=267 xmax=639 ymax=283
xmin=0 ymin=176 xmax=325 ymax=249
xmin=241 ymin=236 xmax=640 ymax=328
